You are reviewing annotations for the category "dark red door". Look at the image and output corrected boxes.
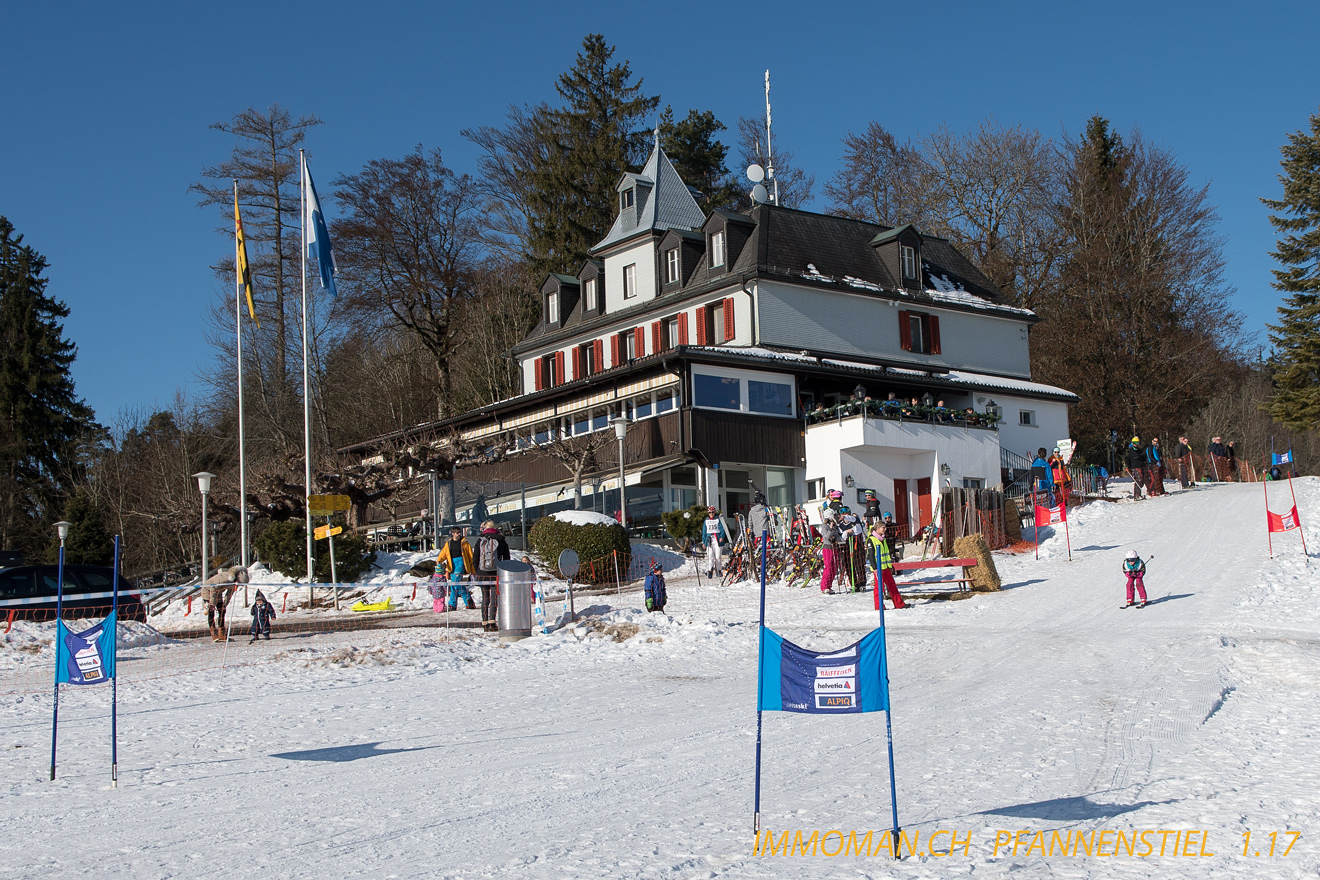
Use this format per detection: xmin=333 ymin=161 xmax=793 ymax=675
xmin=893 ymin=479 xmax=909 ymax=538
xmin=917 ymin=478 xmax=933 ymax=531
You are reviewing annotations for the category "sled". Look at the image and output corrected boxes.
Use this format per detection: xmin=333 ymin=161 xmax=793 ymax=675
xmin=350 ymin=597 xmax=395 ymax=613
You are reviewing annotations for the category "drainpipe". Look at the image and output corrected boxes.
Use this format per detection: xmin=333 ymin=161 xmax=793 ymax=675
xmin=741 ymin=276 xmax=758 ymax=346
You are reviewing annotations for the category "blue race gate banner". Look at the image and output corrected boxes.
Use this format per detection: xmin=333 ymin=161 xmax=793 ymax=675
xmin=55 ymin=611 xmax=117 ymax=685
xmin=758 ymin=627 xmax=888 ymax=713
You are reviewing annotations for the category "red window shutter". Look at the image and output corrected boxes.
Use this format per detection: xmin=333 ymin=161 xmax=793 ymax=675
xmin=534 ymin=359 xmax=544 ymax=392
xmin=634 ymin=327 xmax=645 ymax=357
xmin=652 ymin=321 xmax=663 ymax=353
xmin=611 ymin=334 xmax=621 ymax=367
xmin=678 ymin=312 xmax=689 ymax=345
xmin=929 ymin=315 xmax=941 ymax=355
xmin=572 ymin=347 xmax=583 ymax=380
xmin=593 ymin=339 xmax=603 ymax=373
xmin=898 ymin=310 xmax=912 ymax=351
xmin=554 ymin=351 xmax=565 ymax=386
xmin=695 ymin=305 xmax=708 ymax=345
xmin=723 ymin=297 xmax=736 ymax=342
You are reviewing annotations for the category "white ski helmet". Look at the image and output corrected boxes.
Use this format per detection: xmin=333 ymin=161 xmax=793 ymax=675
xmin=1125 ymin=550 xmax=1138 ymax=559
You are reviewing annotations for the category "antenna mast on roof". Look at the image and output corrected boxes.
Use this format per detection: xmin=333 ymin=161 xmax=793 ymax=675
xmin=764 ymin=70 xmax=778 ymax=205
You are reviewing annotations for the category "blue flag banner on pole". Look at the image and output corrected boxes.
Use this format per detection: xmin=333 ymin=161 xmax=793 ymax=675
xmin=1273 ymin=450 xmax=1294 ymax=466
xmin=54 ymin=611 xmax=117 ymax=685
xmin=758 ymin=627 xmax=888 ymax=713
xmin=303 ymin=162 xmax=337 ymax=297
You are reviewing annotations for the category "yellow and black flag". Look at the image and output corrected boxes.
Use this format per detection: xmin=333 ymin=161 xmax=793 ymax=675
xmin=234 ymin=189 xmax=258 ymax=325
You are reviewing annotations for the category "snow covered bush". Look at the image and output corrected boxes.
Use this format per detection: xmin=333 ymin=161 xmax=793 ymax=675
xmin=528 ymin=511 xmax=630 ymax=575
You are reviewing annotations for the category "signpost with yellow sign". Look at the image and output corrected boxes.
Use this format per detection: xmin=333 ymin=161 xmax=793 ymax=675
xmin=308 ymin=495 xmax=350 ymax=605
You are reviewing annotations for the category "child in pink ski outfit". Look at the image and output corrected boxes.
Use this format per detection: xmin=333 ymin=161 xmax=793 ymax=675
xmin=1122 ymin=550 xmax=1148 ymax=608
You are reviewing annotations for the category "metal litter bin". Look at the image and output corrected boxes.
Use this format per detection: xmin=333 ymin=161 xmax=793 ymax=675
xmin=495 ymin=559 xmax=534 ymax=641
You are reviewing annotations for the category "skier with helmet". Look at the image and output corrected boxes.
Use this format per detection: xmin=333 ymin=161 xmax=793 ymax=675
xmin=1121 ymin=550 xmax=1148 ymax=608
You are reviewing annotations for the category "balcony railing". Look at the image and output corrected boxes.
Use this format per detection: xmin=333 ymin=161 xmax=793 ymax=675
xmin=805 ymin=400 xmax=1001 ymax=430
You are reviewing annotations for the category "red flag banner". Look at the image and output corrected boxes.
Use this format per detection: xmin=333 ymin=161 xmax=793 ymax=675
xmin=1267 ymin=505 xmax=1301 ymax=533
xmin=1035 ymin=503 xmax=1067 ymax=527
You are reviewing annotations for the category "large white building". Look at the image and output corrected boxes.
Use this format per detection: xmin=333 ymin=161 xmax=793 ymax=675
xmin=344 ymin=137 xmax=1077 ymax=537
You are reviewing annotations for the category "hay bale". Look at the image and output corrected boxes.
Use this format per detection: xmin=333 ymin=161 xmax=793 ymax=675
xmin=1004 ymin=499 xmax=1022 ymax=542
xmin=952 ymin=533 xmax=1001 ymax=592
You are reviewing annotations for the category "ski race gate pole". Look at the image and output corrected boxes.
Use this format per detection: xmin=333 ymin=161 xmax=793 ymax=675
xmin=753 ymin=530 xmax=767 ymax=836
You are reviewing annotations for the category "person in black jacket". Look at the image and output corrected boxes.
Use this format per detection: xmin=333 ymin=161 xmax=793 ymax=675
xmin=1227 ymin=440 xmax=1239 ymax=480
xmin=1125 ymin=437 xmax=1147 ymax=500
xmin=1172 ymin=436 xmax=1193 ymax=488
xmin=1207 ymin=437 xmax=1227 ymax=481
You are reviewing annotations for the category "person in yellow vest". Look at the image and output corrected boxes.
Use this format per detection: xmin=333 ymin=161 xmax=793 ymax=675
xmin=868 ymin=523 xmax=906 ymax=610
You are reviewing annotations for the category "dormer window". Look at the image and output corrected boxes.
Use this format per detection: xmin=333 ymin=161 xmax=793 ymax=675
xmin=584 ymin=277 xmax=598 ymax=312
xmin=665 ymin=247 xmax=680 ymax=284
xmin=621 ymin=188 xmax=635 ymax=211
xmin=547 ymin=292 xmax=559 ymax=325
xmin=901 ymin=245 xmax=917 ymax=281
xmin=623 ymin=263 xmax=637 ymax=299
xmin=711 ymin=231 xmax=726 ymax=268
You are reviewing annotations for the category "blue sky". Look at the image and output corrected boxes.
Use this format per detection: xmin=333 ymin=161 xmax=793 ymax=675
xmin=3 ymin=1 xmax=1317 ymax=423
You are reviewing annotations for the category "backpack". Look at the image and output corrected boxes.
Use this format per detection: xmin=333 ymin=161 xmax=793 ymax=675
xmin=479 ymin=535 xmax=499 ymax=572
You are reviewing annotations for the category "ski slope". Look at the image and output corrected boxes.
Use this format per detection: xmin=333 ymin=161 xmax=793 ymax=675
xmin=1 ymin=480 xmax=1316 ymax=878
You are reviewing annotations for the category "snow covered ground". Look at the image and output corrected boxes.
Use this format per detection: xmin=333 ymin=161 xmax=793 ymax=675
xmin=1 ymin=480 xmax=1317 ymax=878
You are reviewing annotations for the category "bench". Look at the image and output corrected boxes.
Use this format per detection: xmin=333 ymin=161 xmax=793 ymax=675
xmin=892 ymin=557 xmax=979 ymax=592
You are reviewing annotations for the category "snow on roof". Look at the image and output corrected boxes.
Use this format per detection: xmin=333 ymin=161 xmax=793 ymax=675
xmin=943 ymin=369 xmax=1076 ymax=399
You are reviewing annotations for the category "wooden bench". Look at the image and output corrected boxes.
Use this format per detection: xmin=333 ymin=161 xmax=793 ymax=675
xmin=892 ymin=557 xmax=978 ymax=592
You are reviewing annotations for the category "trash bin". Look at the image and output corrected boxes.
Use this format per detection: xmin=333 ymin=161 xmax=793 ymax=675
xmin=495 ymin=559 xmax=534 ymax=641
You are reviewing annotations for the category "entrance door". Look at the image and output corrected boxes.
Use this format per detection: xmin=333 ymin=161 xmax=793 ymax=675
xmin=893 ymin=479 xmax=909 ymax=539
xmin=917 ymin=478 xmax=933 ymax=531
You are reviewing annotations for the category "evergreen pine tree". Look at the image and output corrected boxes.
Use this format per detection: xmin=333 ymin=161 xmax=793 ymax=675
xmin=525 ymin=34 xmax=659 ymax=278
xmin=52 ymin=494 xmax=115 ymax=565
xmin=658 ymin=106 xmax=741 ymax=211
xmin=1263 ymin=108 xmax=1320 ymax=432
xmin=0 ymin=217 xmax=98 ymax=558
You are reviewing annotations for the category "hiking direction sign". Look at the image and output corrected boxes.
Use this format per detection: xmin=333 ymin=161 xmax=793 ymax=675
xmin=308 ymin=494 xmax=350 ymax=516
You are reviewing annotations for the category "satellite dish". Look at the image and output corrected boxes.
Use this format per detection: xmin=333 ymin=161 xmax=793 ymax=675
xmin=751 ymin=183 xmax=769 ymax=204
xmin=747 ymin=163 xmax=765 ymax=183
xmin=557 ymin=548 xmax=580 ymax=579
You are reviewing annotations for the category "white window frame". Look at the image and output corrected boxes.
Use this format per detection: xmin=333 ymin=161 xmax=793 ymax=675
xmin=691 ymin=365 xmax=797 ymax=419
xmin=901 ymin=244 xmax=916 ymax=280
xmin=584 ymin=277 xmax=597 ymax=312
xmin=666 ymin=317 xmax=680 ymax=349
xmin=712 ymin=301 xmax=726 ymax=343
xmin=710 ymin=231 xmax=726 ymax=267
xmin=666 ymin=247 xmax=680 ymax=283
xmin=547 ymin=293 xmax=559 ymax=324
xmin=623 ymin=330 xmax=636 ymax=362
xmin=623 ymin=263 xmax=637 ymax=299
xmin=1019 ymin=409 xmax=1037 ymax=427
xmin=621 ymin=188 xmax=634 ymax=210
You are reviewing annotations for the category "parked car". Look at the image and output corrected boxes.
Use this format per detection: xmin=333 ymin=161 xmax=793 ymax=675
xmin=0 ymin=564 xmax=146 ymax=622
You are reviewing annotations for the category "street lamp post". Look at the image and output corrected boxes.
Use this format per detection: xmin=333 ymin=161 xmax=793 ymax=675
xmin=49 ymin=520 xmax=71 ymax=781
xmin=611 ymin=416 xmax=630 ymax=529
xmin=194 ymin=472 xmax=215 ymax=588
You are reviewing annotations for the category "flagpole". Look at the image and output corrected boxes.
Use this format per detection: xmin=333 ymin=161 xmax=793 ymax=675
xmin=233 ymin=180 xmax=249 ymax=581
xmin=111 ymin=535 xmax=120 ymax=787
xmin=875 ymin=551 xmax=901 ymax=858
xmin=300 ymin=150 xmax=314 ymax=593
xmin=1286 ymin=467 xmax=1307 ymax=556
xmin=753 ymin=529 xmax=768 ymax=837
xmin=1264 ymin=470 xmax=1273 ymax=559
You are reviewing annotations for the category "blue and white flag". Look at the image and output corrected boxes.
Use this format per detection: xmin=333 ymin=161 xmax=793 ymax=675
xmin=303 ymin=160 xmax=337 ymax=297
xmin=758 ymin=627 xmax=888 ymax=713
xmin=55 ymin=611 xmax=117 ymax=686
xmin=1273 ymin=450 xmax=1293 ymax=466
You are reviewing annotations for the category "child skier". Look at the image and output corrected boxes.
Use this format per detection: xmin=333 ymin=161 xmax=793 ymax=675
xmin=868 ymin=523 xmax=906 ymax=610
xmin=1122 ymin=550 xmax=1148 ymax=608
xmin=249 ymin=590 xmax=276 ymax=642
xmin=643 ymin=562 xmax=667 ymax=613
xmin=436 ymin=527 xmax=476 ymax=611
